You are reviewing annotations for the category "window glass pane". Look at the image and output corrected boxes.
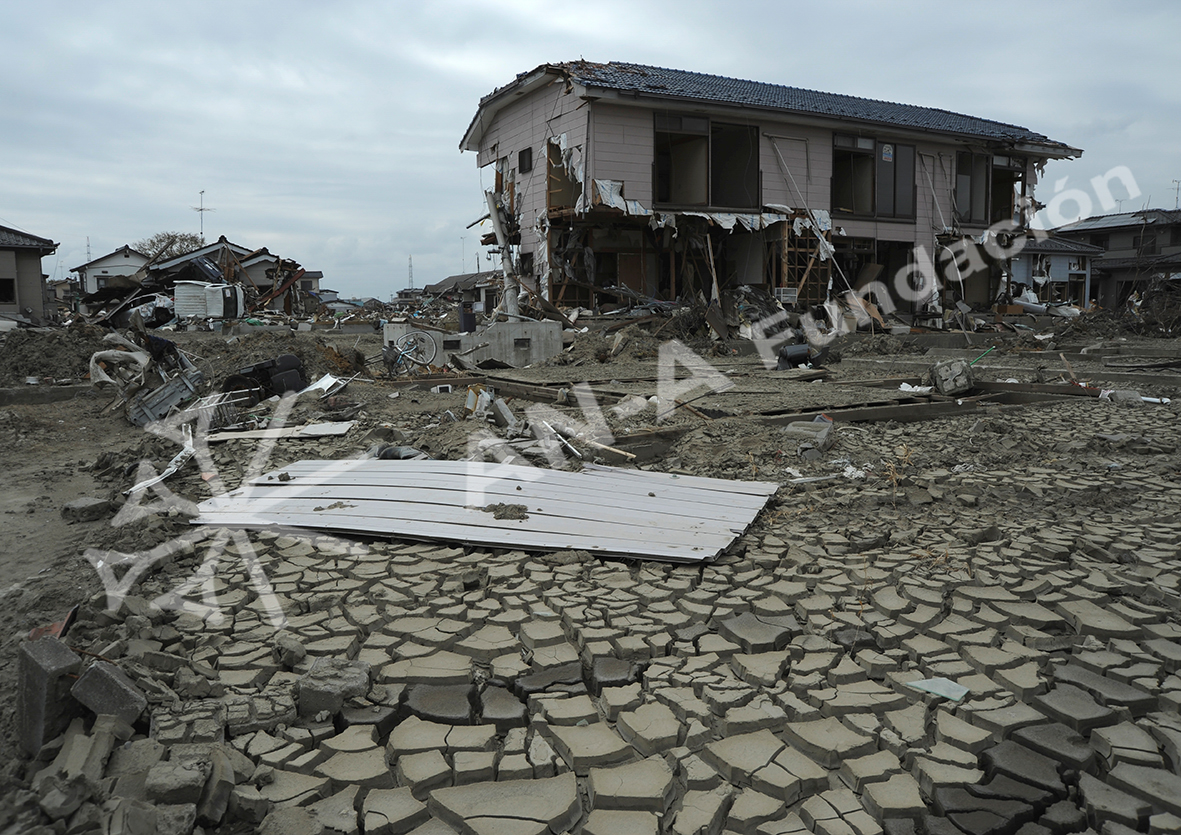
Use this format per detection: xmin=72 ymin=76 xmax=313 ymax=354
xmin=876 ymin=143 xmax=895 ymax=216
xmin=971 ymin=156 xmax=989 ymax=222
xmin=895 ymin=145 xmax=915 ymax=218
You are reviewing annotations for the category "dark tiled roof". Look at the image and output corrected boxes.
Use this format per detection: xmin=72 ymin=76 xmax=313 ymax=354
xmin=1021 ymin=235 xmax=1104 ymax=255
xmin=1094 ymin=253 xmax=1181 ymax=273
xmin=1058 ymin=209 xmax=1181 ymax=234
xmin=425 ymin=271 xmax=500 ymax=295
xmin=0 ymin=224 xmax=57 ymax=252
xmin=546 ymin=61 xmax=1072 ymax=150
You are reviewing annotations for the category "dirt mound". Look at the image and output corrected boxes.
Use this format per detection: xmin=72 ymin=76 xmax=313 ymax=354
xmin=175 ymin=331 xmax=377 ymax=385
xmin=546 ymin=320 xmax=713 ymax=367
xmin=837 ymin=334 xmax=930 ymax=357
xmin=0 ymin=324 xmax=113 ymax=385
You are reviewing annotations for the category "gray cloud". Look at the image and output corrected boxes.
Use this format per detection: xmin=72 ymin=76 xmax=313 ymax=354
xmin=4 ymin=0 xmax=1179 ymax=293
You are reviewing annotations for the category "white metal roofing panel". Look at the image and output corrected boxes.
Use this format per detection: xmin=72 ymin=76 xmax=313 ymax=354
xmin=193 ymin=459 xmax=779 ymax=563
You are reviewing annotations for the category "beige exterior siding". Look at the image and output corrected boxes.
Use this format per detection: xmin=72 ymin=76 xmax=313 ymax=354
xmin=587 ymin=104 xmax=654 ymax=205
xmin=758 ymin=121 xmax=832 ymax=212
xmin=0 ymin=250 xmax=49 ymax=320
xmin=476 ymin=78 xmax=589 ymax=270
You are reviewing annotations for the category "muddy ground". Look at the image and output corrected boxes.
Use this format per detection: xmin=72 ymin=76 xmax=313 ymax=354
xmin=0 ymin=321 xmax=1179 ymax=830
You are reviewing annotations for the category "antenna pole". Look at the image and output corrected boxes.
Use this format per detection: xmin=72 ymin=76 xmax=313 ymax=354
xmin=192 ymin=190 xmax=215 ymax=239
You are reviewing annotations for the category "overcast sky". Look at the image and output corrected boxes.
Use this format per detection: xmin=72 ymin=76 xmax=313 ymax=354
xmin=3 ymin=0 xmax=1178 ymax=300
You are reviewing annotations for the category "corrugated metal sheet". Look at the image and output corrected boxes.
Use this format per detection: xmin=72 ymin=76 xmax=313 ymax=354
xmin=174 ymin=282 xmax=212 ymax=317
xmin=193 ymin=460 xmax=779 ymax=563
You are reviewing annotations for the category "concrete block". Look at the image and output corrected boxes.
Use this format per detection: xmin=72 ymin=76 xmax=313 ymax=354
xmin=70 ymin=661 xmax=147 ymax=725
xmin=932 ymin=359 xmax=972 ymax=396
xmin=61 ymin=497 xmax=114 ymax=522
xmin=17 ymin=637 xmax=82 ymax=755
xmin=297 ymin=657 xmax=371 ymax=717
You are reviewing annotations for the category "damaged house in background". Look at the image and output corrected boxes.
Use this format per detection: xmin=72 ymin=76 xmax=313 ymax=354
xmin=460 ymin=61 xmax=1082 ymax=322
xmin=74 ymin=236 xmax=322 ymax=326
xmin=1054 ymin=208 xmax=1181 ymax=309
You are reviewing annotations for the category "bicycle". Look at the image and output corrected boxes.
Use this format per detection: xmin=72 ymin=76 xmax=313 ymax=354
xmin=380 ymin=330 xmax=438 ymax=376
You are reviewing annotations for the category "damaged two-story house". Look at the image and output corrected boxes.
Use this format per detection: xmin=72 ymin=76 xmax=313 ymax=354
xmin=461 ymin=61 xmax=1081 ymax=318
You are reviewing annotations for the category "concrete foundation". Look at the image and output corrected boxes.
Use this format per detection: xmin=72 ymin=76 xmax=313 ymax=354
xmin=384 ymin=321 xmax=562 ymax=369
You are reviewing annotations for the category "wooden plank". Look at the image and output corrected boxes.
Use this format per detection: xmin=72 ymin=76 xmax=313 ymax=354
xmin=972 ymin=380 xmax=1101 ymax=397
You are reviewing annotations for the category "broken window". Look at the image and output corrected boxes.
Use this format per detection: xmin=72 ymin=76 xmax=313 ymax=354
xmin=710 ymin=123 xmax=760 ymax=209
xmin=547 ymin=143 xmax=580 ymax=210
xmin=832 ymin=136 xmax=874 ymax=215
xmin=519 ymin=147 xmax=533 ymax=173
xmin=832 ymin=135 xmax=914 ymax=218
xmin=0 ymin=278 xmax=14 ymax=305
xmin=653 ymin=115 xmax=760 ymax=209
xmin=954 ymin=152 xmax=990 ymax=225
xmin=655 ymin=114 xmax=709 ymax=206
xmin=1171 ymin=227 xmax=1181 ymax=247
xmin=989 ymin=155 xmax=1025 ymax=225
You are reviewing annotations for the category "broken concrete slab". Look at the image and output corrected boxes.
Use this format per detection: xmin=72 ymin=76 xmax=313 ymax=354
xmin=70 ymin=661 xmax=147 ymax=726
xmin=17 ymin=637 xmax=82 ymax=755
xmin=297 ymin=657 xmax=371 ymax=717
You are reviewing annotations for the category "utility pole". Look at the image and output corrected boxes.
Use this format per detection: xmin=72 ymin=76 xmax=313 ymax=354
xmin=1172 ymin=180 xmax=1180 ymax=210
xmin=191 ymin=190 xmax=215 ymax=239
xmin=408 ymin=255 xmax=414 ymax=289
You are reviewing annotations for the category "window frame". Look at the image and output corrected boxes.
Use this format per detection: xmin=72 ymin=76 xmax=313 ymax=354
xmin=831 ymin=134 xmax=916 ymax=220
xmin=653 ymin=113 xmax=761 ymax=211
xmin=1134 ymin=234 xmax=1159 ymax=255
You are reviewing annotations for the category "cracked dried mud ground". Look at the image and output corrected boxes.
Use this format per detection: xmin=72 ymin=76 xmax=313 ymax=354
xmin=1 ymin=328 xmax=1181 ymax=835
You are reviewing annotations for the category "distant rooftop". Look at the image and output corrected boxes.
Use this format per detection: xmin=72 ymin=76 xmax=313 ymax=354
xmin=1057 ymin=208 xmax=1181 ymax=234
